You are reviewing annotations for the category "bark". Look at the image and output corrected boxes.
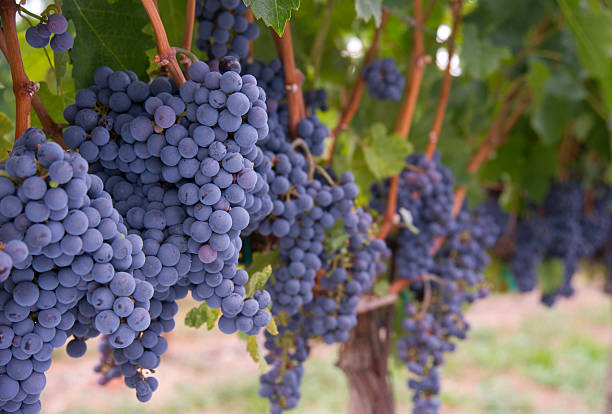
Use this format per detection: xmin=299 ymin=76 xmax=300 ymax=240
xmin=337 ymin=310 xmax=395 ymax=414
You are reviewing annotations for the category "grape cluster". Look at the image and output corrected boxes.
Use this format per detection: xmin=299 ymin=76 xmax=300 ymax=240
xmin=265 ymin=173 xmax=361 ymax=317
xmin=245 ymin=75 xmax=388 ymax=411
xmin=59 ymin=59 xmax=277 ymax=400
xmin=303 ymin=209 xmax=388 ymax=344
xmin=195 ymin=0 xmax=260 ymax=60
xmin=260 ymin=204 xmax=389 ymax=413
xmin=371 ymin=153 xmax=455 ymax=281
xmin=25 ymin=13 xmax=74 ymax=53
xmin=398 ymin=203 xmax=498 ymax=414
xmin=362 ymin=58 xmax=405 ymax=101
xmin=0 ymin=128 xmax=154 ymax=412
xmin=243 ymin=60 xmax=286 ymax=102
xmin=503 ymin=180 xmax=612 ymax=306
xmin=260 ymin=315 xmax=309 ymax=414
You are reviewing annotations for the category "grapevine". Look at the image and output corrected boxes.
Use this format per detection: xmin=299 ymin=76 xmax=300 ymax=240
xmin=0 ymin=1 xmax=610 ymax=414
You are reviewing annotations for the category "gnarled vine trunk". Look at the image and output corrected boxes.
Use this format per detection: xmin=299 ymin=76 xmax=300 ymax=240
xmin=337 ymin=310 xmax=395 ymax=414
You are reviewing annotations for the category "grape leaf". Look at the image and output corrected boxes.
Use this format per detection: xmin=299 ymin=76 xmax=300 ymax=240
xmin=526 ymin=59 xmax=550 ymax=108
xmin=355 ymin=0 xmax=383 ymax=26
xmin=53 ymin=51 xmax=70 ymax=91
xmin=184 ymin=303 xmax=220 ymax=330
xmin=246 ymin=336 xmax=269 ymax=373
xmin=33 ymin=82 xmax=75 ymax=129
xmin=352 ymin=146 xmax=377 ymax=206
xmin=157 ymin=0 xmax=189 ymax=47
xmin=63 ymin=0 xmax=155 ymax=89
xmin=244 ymin=265 xmax=273 ymax=298
xmin=246 ymin=249 xmax=279 ymax=277
xmin=324 ymin=219 xmax=350 ymax=254
xmin=331 ymin=130 xmax=357 ymax=177
xmin=530 ymin=95 xmax=572 ymax=145
xmin=557 ymin=0 xmax=612 ymax=109
xmin=243 ymin=0 xmax=300 ymax=36
xmin=461 ymin=24 xmax=511 ymax=79
xmin=0 ymin=113 xmax=14 ymax=156
xmin=361 ymin=123 xmax=413 ymax=180
xmin=0 ymin=113 xmax=13 ymax=138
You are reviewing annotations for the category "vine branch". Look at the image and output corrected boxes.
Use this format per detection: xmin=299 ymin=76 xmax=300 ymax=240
xmin=272 ymin=22 xmax=305 ymax=138
xmin=142 ymin=0 xmax=186 ymax=86
xmin=179 ymin=0 xmax=196 ymax=70
xmin=0 ymin=26 xmax=65 ymax=147
xmin=246 ymin=8 xmax=254 ymax=59
xmin=1 ymin=0 xmax=36 ymax=140
xmin=425 ymin=0 xmax=462 ymax=160
xmin=378 ymin=0 xmax=428 ymax=240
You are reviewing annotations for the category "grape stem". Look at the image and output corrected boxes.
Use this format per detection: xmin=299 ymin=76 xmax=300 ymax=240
xmin=141 ymin=0 xmax=186 ymax=86
xmin=0 ymin=0 xmax=37 ymax=140
xmin=0 ymin=27 xmax=65 ymax=147
xmin=327 ymin=8 xmax=390 ymax=155
xmin=378 ymin=0 xmax=428 ymax=241
xmin=179 ymin=0 xmax=196 ymax=70
xmin=17 ymin=6 xmax=42 ymax=21
xmin=425 ymin=0 xmax=462 ymax=161
xmin=291 ymin=138 xmax=316 ymax=180
xmin=272 ymin=22 xmax=305 ymax=138
xmin=173 ymin=47 xmax=199 ymax=64
xmin=314 ymin=165 xmax=336 ymax=187
xmin=246 ymin=8 xmax=254 ymax=60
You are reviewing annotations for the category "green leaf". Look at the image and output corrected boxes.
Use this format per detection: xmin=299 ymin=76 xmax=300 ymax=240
xmin=355 ymin=0 xmax=383 ymax=26
xmin=572 ymin=113 xmax=594 ymax=142
xmin=244 ymin=265 xmax=273 ymax=298
xmin=331 ymin=130 xmax=357 ymax=177
xmin=184 ymin=303 xmax=220 ymax=330
xmin=557 ymin=0 xmax=612 ymax=109
xmin=157 ymin=0 xmax=189 ymax=47
xmin=246 ymin=249 xmax=279 ymax=276
xmin=352 ymin=146 xmax=377 ymax=206
xmin=0 ymin=113 xmax=14 ymax=157
xmin=53 ymin=51 xmax=69 ymax=90
xmin=63 ymin=0 xmax=155 ymax=88
xmin=530 ymin=95 xmax=572 ymax=145
xmin=243 ymin=0 xmax=300 ymax=36
xmin=545 ymin=70 xmax=587 ymax=102
xmin=536 ymin=259 xmax=565 ymax=295
xmin=526 ymin=59 xmax=550 ymax=108
xmin=0 ymin=113 xmax=14 ymax=138
xmin=324 ymin=219 xmax=350 ymax=254
xmin=246 ymin=335 xmax=269 ymax=373
xmin=361 ymin=123 xmax=413 ymax=180
xmin=461 ymin=24 xmax=511 ymax=79
xmin=33 ymin=82 xmax=75 ymax=128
